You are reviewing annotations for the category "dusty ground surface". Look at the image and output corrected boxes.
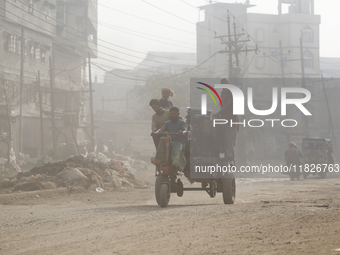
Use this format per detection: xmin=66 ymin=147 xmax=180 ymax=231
xmin=0 ymin=176 xmax=340 ymax=255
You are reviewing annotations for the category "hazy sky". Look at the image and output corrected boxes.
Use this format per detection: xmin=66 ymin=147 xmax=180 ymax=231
xmin=93 ymin=0 xmax=339 ymax=80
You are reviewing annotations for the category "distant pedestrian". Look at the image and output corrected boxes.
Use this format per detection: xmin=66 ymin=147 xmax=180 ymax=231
xmin=285 ymin=142 xmax=301 ymax=180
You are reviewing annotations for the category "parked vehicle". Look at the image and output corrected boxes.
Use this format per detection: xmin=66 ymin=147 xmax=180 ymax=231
xmin=301 ymin=138 xmax=334 ymax=179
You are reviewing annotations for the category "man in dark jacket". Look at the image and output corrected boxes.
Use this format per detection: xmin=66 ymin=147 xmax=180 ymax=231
xmin=285 ymin=142 xmax=301 ymax=180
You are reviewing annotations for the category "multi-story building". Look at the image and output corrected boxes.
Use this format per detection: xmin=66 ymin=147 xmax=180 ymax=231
xmin=196 ymin=1 xmax=340 ymax=159
xmin=0 ymin=0 xmax=97 ymax=158
xmin=197 ymin=0 xmax=320 ymax=79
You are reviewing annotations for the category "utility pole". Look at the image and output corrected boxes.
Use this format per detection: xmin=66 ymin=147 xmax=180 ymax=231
xmin=65 ymin=94 xmax=80 ymax=155
xmin=3 ymin=88 xmax=11 ymax=164
xmin=227 ymin=11 xmax=233 ymax=78
xmin=214 ymin=13 xmax=257 ymax=165
xmin=299 ymin=37 xmax=309 ymax=137
xmin=1 ymin=72 xmax=12 ymax=163
xmin=279 ymin=40 xmax=290 ymax=147
xmin=321 ymin=73 xmax=336 ymax=146
xmin=215 ymin=13 xmax=257 ymax=79
xmin=18 ymin=28 xmax=24 ymax=153
xmin=233 ymin=16 xmax=240 ymax=68
xmin=279 ymin=40 xmax=285 ymax=87
xmin=49 ymin=56 xmax=56 ymax=154
xmin=88 ymin=53 xmax=95 ymax=152
xmin=37 ymin=70 xmax=44 ymax=157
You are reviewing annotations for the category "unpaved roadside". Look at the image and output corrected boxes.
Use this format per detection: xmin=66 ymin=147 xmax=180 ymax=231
xmin=0 ymin=177 xmax=340 ymax=255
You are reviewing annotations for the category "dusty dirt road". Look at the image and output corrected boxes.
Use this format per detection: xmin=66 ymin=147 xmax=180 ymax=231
xmin=0 ymin=177 xmax=340 ymax=255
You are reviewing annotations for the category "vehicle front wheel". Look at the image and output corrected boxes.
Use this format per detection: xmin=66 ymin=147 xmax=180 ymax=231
xmin=222 ymin=174 xmax=236 ymax=204
xmin=155 ymin=175 xmax=164 ymax=205
xmin=159 ymin=184 xmax=170 ymax=207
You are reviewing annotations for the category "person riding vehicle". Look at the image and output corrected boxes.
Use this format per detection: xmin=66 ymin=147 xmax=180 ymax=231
xmin=152 ymin=106 xmax=187 ymax=172
xmin=159 ymin=88 xmax=174 ymax=110
xmin=150 ymin=99 xmax=171 ymax=148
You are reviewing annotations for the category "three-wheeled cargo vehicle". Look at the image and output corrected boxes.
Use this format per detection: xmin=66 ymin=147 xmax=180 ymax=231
xmin=301 ymin=138 xmax=334 ymax=179
xmin=151 ymin=108 xmax=236 ymax=207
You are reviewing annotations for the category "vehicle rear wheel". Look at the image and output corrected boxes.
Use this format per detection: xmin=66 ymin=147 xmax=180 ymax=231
xmin=222 ymin=174 xmax=235 ymax=204
xmin=155 ymin=175 xmax=164 ymax=205
xmin=176 ymin=179 xmax=183 ymax=197
xmin=160 ymin=184 xmax=170 ymax=207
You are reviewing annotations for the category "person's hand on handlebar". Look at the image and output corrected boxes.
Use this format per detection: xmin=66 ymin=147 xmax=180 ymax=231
xmin=151 ymin=127 xmax=166 ymax=136
xmin=179 ymin=130 xmax=187 ymax=136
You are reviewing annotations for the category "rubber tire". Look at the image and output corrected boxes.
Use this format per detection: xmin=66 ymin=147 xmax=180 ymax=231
xmin=155 ymin=175 xmax=163 ymax=206
xmin=222 ymin=175 xmax=236 ymax=204
xmin=176 ymin=180 xmax=183 ymax=197
xmin=160 ymin=184 xmax=170 ymax=208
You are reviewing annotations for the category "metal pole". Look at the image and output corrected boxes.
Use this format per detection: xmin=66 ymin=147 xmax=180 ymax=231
xmin=227 ymin=12 xmax=233 ymax=78
xmin=49 ymin=56 xmax=56 ymax=154
xmin=4 ymin=88 xmax=11 ymax=164
xmin=233 ymin=16 xmax=240 ymax=67
xmin=279 ymin=40 xmax=285 ymax=87
xmin=19 ymin=28 xmax=24 ymax=153
xmin=300 ymin=37 xmax=309 ymax=137
xmin=88 ymin=53 xmax=95 ymax=152
xmin=321 ymin=74 xmax=336 ymax=145
xmin=37 ymin=70 xmax=44 ymax=157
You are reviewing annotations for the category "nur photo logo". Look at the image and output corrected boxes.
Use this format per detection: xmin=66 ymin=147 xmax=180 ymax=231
xmin=196 ymin=81 xmax=312 ymax=128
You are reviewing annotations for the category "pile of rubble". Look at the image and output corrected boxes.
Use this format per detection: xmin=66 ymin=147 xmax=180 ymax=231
xmin=0 ymin=152 xmax=151 ymax=193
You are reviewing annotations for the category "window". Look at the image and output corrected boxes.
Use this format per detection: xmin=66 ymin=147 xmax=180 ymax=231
xmin=45 ymin=7 xmax=51 ymax=20
xmin=24 ymin=38 xmax=28 ymax=56
xmin=34 ymin=43 xmax=40 ymax=60
xmin=6 ymin=34 xmax=15 ymax=52
xmin=301 ymin=26 xmax=313 ymax=43
xmin=29 ymin=41 xmax=35 ymax=58
xmin=303 ymin=50 xmax=314 ymax=69
xmin=40 ymin=45 xmax=46 ymax=62
xmin=29 ymin=0 xmax=34 ymax=13
xmin=16 ymin=36 xmax=21 ymax=54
